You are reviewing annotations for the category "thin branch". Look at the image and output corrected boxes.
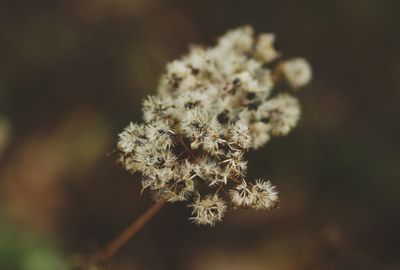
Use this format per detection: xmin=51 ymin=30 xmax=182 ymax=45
xmin=93 ymin=200 xmax=166 ymax=262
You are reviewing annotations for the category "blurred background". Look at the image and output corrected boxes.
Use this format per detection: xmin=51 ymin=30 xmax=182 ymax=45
xmin=0 ymin=0 xmax=399 ymax=269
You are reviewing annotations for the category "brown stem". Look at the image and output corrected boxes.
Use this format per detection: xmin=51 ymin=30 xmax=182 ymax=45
xmin=93 ymin=200 xmax=166 ymax=262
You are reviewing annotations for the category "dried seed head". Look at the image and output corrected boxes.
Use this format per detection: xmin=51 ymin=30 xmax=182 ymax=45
xmin=254 ymin=33 xmax=280 ymax=63
xmin=117 ymin=26 xmax=311 ymax=225
xmin=117 ymin=123 xmax=146 ymax=154
xmin=257 ymin=94 xmax=301 ymax=136
xmin=251 ymin=180 xmax=279 ymax=210
xmin=230 ymin=180 xmax=253 ymax=208
xmin=189 ymin=194 xmax=227 ymax=226
xmin=281 ymin=58 xmax=312 ymax=89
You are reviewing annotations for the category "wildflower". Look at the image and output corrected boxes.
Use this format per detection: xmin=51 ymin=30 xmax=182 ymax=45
xmin=257 ymin=94 xmax=301 ymax=136
xmin=145 ymin=123 xmax=175 ymax=149
xmin=203 ymin=119 xmax=226 ymax=155
xmin=117 ymin=26 xmax=311 ymax=225
xmin=251 ymin=180 xmax=279 ymax=210
xmin=182 ymin=107 xmax=210 ymax=149
xmin=189 ymin=194 xmax=227 ymax=226
xmin=217 ymin=25 xmax=254 ymax=53
xmin=230 ymin=120 xmax=252 ymax=149
xmin=117 ymin=123 xmax=146 ymax=154
xmin=158 ymin=177 xmax=194 ymax=202
xmin=250 ymin=122 xmax=271 ymax=149
xmin=254 ymin=33 xmax=280 ymax=63
xmin=142 ymin=95 xmax=175 ymax=123
xmin=230 ymin=180 xmax=253 ymax=208
xmin=221 ymin=150 xmax=247 ymax=177
xmin=281 ymin=58 xmax=312 ymax=89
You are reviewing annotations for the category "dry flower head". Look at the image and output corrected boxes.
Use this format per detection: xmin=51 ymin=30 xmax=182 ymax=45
xmin=117 ymin=26 xmax=311 ymax=226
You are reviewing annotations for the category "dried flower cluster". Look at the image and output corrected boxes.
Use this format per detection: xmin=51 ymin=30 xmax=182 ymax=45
xmin=118 ymin=26 xmax=311 ymax=226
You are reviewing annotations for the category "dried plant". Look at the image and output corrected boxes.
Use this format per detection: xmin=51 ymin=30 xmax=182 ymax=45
xmin=92 ymin=25 xmax=312 ymax=263
xmin=117 ymin=25 xmax=311 ymax=226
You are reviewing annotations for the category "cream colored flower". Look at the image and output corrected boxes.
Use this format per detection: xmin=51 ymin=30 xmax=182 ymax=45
xmin=230 ymin=180 xmax=253 ymax=208
xmin=254 ymin=33 xmax=280 ymax=63
xmin=281 ymin=58 xmax=312 ymax=89
xmin=189 ymin=194 xmax=227 ymax=226
xmin=251 ymin=179 xmax=279 ymax=210
xmin=117 ymin=26 xmax=311 ymax=225
xmin=257 ymin=94 xmax=301 ymax=136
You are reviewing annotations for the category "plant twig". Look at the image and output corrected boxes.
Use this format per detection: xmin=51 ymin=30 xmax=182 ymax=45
xmin=93 ymin=200 xmax=166 ymax=262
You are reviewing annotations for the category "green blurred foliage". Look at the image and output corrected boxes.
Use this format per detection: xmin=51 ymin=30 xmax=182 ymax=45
xmin=0 ymin=222 xmax=69 ymax=270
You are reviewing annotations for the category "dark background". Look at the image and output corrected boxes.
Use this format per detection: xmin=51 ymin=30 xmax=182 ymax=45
xmin=0 ymin=0 xmax=399 ymax=269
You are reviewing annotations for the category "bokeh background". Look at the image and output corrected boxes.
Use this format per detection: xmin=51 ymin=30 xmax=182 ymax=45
xmin=1 ymin=0 xmax=399 ymax=269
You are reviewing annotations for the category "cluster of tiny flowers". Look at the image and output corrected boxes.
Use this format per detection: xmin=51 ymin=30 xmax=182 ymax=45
xmin=118 ymin=26 xmax=311 ymax=226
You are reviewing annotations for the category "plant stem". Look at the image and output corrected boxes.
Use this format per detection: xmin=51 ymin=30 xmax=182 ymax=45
xmin=93 ymin=200 xmax=166 ymax=262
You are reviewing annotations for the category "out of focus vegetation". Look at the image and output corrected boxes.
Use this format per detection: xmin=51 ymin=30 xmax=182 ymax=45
xmin=0 ymin=0 xmax=399 ymax=269
xmin=0 ymin=221 xmax=69 ymax=270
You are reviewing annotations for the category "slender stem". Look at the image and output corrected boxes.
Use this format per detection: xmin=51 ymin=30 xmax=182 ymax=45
xmin=93 ymin=200 xmax=166 ymax=262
